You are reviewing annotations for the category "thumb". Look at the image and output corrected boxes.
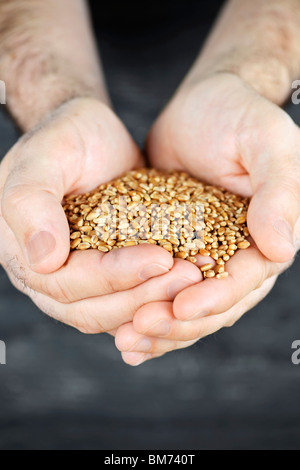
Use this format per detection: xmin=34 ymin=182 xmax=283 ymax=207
xmin=247 ymin=169 xmax=300 ymax=264
xmin=1 ymin=159 xmax=70 ymax=275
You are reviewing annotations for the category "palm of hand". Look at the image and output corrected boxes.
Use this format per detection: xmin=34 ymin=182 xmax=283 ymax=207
xmin=114 ymin=74 xmax=300 ymax=366
xmin=0 ymin=98 xmax=168 ymax=336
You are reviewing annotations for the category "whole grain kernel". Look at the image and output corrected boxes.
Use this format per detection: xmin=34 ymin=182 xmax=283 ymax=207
xmin=64 ymin=168 xmax=250 ymax=278
xmin=123 ymin=241 xmax=137 ymax=246
xmin=216 ymin=272 xmax=229 ymax=279
xmin=237 ymin=241 xmax=251 ymax=249
xmin=70 ymin=231 xmax=81 ymax=239
xmin=215 ymin=265 xmax=225 ymax=274
xmin=77 ymin=242 xmax=91 ymax=250
xmin=205 ymin=270 xmax=216 ymax=278
xmin=236 ymin=215 xmax=247 ymax=224
xmin=80 ymin=226 xmax=93 ymax=233
xmin=228 ymin=244 xmax=238 ymax=251
xmin=98 ymin=245 xmax=109 ymax=252
xmin=200 ymin=249 xmax=210 ymax=257
xmin=175 ymin=251 xmax=187 ymax=259
xmin=71 ymin=239 xmax=81 ymax=249
xmin=200 ymin=264 xmax=213 ymax=272
xmin=162 ymin=242 xmax=173 ymax=252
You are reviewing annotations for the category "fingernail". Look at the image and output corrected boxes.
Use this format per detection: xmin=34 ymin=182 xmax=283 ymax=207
xmin=186 ymin=309 xmax=210 ymax=321
xmin=139 ymin=264 xmax=169 ymax=281
xmin=123 ymin=352 xmax=151 ymax=366
xmin=145 ymin=320 xmax=171 ymax=337
xmin=273 ymin=218 xmax=294 ymax=247
xmin=25 ymin=231 xmax=56 ymax=266
xmin=168 ymin=278 xmax=195 ymax=300
xmin=129 ymin=338 xmax=152 ymax=352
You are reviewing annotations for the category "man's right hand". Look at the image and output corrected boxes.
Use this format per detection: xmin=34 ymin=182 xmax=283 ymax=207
xmin=0 ymin=97 xmax=202 ymax=337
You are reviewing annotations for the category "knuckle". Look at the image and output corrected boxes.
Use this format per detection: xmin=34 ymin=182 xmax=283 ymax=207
xmin=194 ymin=322 xmax=207 ymax=340
xmin=89 ymin=251 xmax=118 ymax=293
xmin=34 ymin=298 xmax=61 ymax=321
xmin=3 ymin=181 xmax=25 ymax=202
xmin=44 ymin=275 xmax=74 ymax=304
xmin=225 ymin=317 xmax=237 ymax=328
xmin=71 ymin=307 xmax=106 ymax=335
xmin=256 ymin=275 xmax=278 ymax=300
xmin=100 ymin=249 xmax=128 ymax=292
xmin=127 ymin=294 xmax=142 ymax=319
xmin=102 ymin=274 xmax=115 ymax=295
xmin=1 ymin=183 xmax=28 ymax=219
xmin=255 ymin=261 xmax=281 ymax=290
xmin=277 ymin=259 xmax=294 ymax=275
xmin=255 ymin=262 xmax=268 ymax=290
xmin=75 ymin=324 xmax=99 ymax=335
xmin=281 ymin=174 xmax=300 ymax=202
xmin=1 ymin=187 xmax=17 ymax=214
xmin=118 ymin=291 xmax=141 ymax=321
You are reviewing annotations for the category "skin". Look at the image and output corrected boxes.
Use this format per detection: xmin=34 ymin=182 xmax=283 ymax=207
xmin=0 ymin=1 xmax=203 ymax=342
xmin=0 ymin=0 xmax=300 ymax=366
xmin=118 ymin=74 xmax=300 ymax=365
xmin=116 ymin=0 xmax=300 ymax=364
xmin=0 ymin=98 xmax=205 ymax=336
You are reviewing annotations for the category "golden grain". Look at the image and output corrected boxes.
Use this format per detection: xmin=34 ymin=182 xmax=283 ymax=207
xmin=237 ymin=241 xmax=251 ymax=249
xmin=200 ymin=264 xmax=213 ymax=272
xmin=64 ymin=168 xmax=250 ymax=278
xmin=216 ymin=272 xmax=229 ymax=279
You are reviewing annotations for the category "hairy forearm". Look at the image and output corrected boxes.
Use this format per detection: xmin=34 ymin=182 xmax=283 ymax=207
xmin=0 ymin=0 xmax=109 ymax=131
xmin=183 ymin=0 xmax=300 ymax=104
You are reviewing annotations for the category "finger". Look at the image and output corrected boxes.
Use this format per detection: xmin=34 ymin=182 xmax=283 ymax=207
xmin=133 ymin=301 xmax=227 ymax=341
xmin=0 ymin=99 xmax=143 ymax=275
xmin=115 ymin=322 xmax=197 ymax=355
xmin=120 ymin=276 xmax=276 ymax=367
xmin=172 ymin=241 xmax=289 ymax=321
xmin=20 ymin=244 xmax=174 ymax=302
xmin=245 ymin=116 xmax=300 ymax=263
xmin=0 ymin=143 xmax=70 ymax=274
xmin=133 ymin=274 xmax=276 ymax=343
xmin=120 ymin=351 xmax=170 ymax=366
xmin=120 ymin=347 xmax=190 ymax=366
xmin=248 ymin=179 xmax=300 ymax=263
xmin=120 ymin=352 xmax=153 ymax=366
xmin=29 ymin=258 xmax=202 ymax=333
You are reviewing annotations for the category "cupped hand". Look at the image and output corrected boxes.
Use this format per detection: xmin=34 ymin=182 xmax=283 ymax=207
xmin=0 ymin=97 xmax=203 ymax=335
xmin=116 ymin=73 xmax=300 ymax=364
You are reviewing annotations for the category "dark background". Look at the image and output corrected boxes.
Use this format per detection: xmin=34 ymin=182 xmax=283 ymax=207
xmin=0 ymin=0 xmax=300 ymax=450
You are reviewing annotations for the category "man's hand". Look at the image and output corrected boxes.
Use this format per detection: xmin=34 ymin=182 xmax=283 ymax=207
xmin=114 ymin=0 xmax=300 ymax=365
xmin=0 ymin=97 xmax=204 ymax=337
xmin=0 ymin=0 xmax=206 ymax=360
xmin=115 ymin=72 xmax=300 ymax=364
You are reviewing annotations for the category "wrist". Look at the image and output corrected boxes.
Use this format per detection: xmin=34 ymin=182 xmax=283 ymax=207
xmin=178 ymin=0 xmax=300 ymax=106
xmin=182 ymin=53 xmax=292 ymax=106
xmin=0 ymin=0 xmax=110 ymax=132
xmin=1 ymin=50 xmax=110 ymax=132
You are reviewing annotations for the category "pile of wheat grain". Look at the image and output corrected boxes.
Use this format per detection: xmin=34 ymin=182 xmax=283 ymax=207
xmin=63 ymin=168 xmax=250 ymax=279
